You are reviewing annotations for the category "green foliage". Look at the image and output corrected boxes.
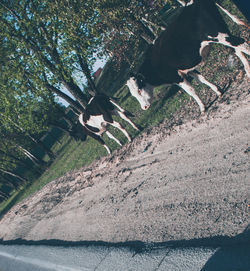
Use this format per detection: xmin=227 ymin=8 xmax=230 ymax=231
xmin=0 ymin=0 xmax=90 ymax=109
xmin=96 ymin=0 xmax=169 ymax=66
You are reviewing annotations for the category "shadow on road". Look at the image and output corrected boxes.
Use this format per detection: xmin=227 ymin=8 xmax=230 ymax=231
xmin=0 ymin=225 xmax=249 ymax=270
xmin=201 ymin=244 xmax=250 ymax=271
xmin=0 ymin=224 xmax=249 ymax=252
xmin=201 ymin=224 xmax=250 ymax=271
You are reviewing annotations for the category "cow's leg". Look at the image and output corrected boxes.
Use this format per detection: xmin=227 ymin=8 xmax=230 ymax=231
xmin=216 ymin=3 xmax=250 ymax=29
xmin=234 ymin=50 xmax=250 ymax=78
xmin=105 ymin=131 xmax=122 ymax=146
xmin=90 ymin=134 xmax=111 ymax=155
xmin=103 ymin=145 xmax=111 ymax=155
xmin=209 ymin=33 xmax=250 ymax=77
xmin=176 ymin=0 xmax=194 ymax=6
xmin=114 ymin=110 xmax=139 ymax=131
xmin=208 ymin=33 xmax=250 ymax=55
xmin=110 ymin=100 xmax=135 ymax=117
xmin=188 ymin=70 xmax=222 ymax=97
xmin=110 ymin=121 xmax=132 ymax=142
xmin=81 ymin=125 xmax=111 ymax=154
xmin=110 ymin=99 xmax=125 ymax=112
xmin=177 ymin=73 xmax=205 ymax=113
xmin=110 ymin=100 xmax=139 ymax=131
xmin=89 ymin=134 xmax=111 ymax=155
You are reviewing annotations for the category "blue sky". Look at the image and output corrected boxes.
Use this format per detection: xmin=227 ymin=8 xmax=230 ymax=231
xmin=57 ymin=57 xmax=107 ymax=106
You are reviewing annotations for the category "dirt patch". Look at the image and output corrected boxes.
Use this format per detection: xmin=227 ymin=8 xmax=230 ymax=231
xmin=0 ymin=74 xmax=249 ymax=244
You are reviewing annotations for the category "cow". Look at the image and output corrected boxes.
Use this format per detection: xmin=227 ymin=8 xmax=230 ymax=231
xmin=78 ymin=94 xmax=139 ymax=154
xmin=126 ymin=0 xmax=250 ymax=113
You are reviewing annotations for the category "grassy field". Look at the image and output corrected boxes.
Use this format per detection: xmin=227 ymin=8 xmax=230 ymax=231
xmin=0 ymin=0 xmax=246 ymax=217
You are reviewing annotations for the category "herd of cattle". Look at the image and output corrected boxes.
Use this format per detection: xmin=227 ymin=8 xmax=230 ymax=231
xmin=79 ymin=0 xmax=250 ymax=154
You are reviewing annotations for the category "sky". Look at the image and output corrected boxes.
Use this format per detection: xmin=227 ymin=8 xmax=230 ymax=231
xmin=57 ymin=57 xmax=107 ymax=107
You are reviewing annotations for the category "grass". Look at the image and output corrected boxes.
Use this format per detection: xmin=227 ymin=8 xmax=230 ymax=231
xmin=0 ymin=84 xmax=187 ymax=216
xmin=0 ymin=0 xmax=246 ymax=216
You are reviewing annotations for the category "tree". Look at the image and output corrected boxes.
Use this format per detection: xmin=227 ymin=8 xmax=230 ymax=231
xmin=94 ymin=0 xmax=169 ymax=66
xmin=0 ymin=73 xmax=57 ymax=160
xmin=0 ymin=0 xmax=90 ymax=110
xmin=42 ymin=0 xmax=105 ymax=94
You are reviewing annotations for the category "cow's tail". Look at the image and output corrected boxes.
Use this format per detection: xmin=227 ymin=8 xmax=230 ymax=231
xmin=216 ymin=2 xmax=250 ymax=29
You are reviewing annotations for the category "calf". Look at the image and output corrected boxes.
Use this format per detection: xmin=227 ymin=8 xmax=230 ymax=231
xmin=79 ymin=94 xmax=139 ymax=154
xmin=127 ymin=0 xmax=250 ymax=113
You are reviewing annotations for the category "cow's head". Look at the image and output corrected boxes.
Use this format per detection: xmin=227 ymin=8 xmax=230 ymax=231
xmin=126 ymin=74 xmax=153 ymax=110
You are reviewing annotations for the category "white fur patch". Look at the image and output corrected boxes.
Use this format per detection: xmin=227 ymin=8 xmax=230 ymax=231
xmin=79 ymin=114 xmax=106 ymax=135
xmin=126 ymin=77 xmax=153 ymax=110
xmin=177 ymin=0 xmax=194 ymax=6
xmin=208 ymin=32 xmax=250 ymax=78
xmin=189 ymin=71 xmax=221 ymax=97
xmin=178 ymin=78 xmax=205 ymax=113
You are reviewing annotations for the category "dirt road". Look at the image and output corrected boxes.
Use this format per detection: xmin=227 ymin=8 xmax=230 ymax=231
xmin=0 ymin=77 xmax=249 ymax=245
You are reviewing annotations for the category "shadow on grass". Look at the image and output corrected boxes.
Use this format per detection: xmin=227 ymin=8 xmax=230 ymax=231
xmin=53 ymin=136 xmax=73 ymax=158
xmin=150 ymin=85 xmax=180 ymax=114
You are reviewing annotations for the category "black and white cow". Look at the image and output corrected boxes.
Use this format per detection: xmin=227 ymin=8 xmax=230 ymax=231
xmin=127 ymin=0 xmax=250 ymax=113
xmin=78 ymin=94 xmax=139 ymax=154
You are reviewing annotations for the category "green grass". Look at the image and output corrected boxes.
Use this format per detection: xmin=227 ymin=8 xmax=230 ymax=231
xmin=0 ymin=84 xmax=187 ymax=216
xmin=0 ymin=0 xmax=246 ymax=216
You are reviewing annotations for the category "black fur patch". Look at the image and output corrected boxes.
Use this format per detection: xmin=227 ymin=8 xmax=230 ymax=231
xmin=208 ymin=37 xmax=218 ymax=42
xmin=85 ymin=124 xmax=100 ymax=133
xmin=226 ymin=36 xmax=245 ymax=46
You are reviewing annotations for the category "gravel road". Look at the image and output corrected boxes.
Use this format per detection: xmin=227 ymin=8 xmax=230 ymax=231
xmin=0 ymin=77 xmax=249 ymax=246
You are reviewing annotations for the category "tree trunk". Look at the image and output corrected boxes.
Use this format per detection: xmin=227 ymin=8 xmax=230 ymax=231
xmin=23 ymin=34 xmax=88 ymax=110
xmin=17 ymin=145 xmax=47 ymax=169
xmin=44 ymin=81 xmax=83 ymax=114
xmin=62 ymin=116 xmax=74 ymax=129
xmin=61 ymin=77 xmax=88 ymax=110
xmin=3 ymin=175 xmax=22 ymax=190
xmin=27 ymin=134 xmax=56 ymax=160
xmin=0 ymin=167 xmax=27 ymax=183
xmin=0 ymin=113 xmax=55 ymax=161
xmin=0 ymin=145 xmax=46 ymax=174
xmin=0 ymin=176 xmax=17 ymax=190
xmin=69 ymin=106 xmax=81 ymax=116
xmin=0 ymin=149 xmax=29 ymax=168
xmin=128 ymin=14 xmax=156 ymax=44
xmin=77 ymin=53 xmax=97 ymax=95
xmin=2 ymin=13 xmax=88 ymax=112
xmin=0 ymin=191 xmax=9 ymax=200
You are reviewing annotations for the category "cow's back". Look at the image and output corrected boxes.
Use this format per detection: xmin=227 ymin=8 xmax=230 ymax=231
xmin=148 ymin=0 xmax=230 ymax=70
xmin=85 ymin=95 xmax=114 ymax=123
